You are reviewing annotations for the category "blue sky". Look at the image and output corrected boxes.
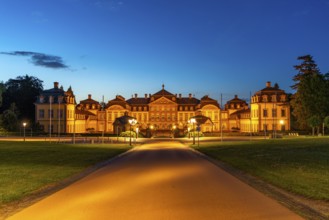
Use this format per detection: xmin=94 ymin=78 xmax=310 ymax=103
xmin=1 ymin=0 xmax=329 ymax=103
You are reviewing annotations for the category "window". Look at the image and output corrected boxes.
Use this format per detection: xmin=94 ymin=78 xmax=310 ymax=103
xmin=39 ymin=109 xmax=45 ymax=118
xmin=59 ymin=109 xmax=64 ymax=118
xmin=281 ymin=109 xmax=286 ymax=117
xmin=272 ymin=95 xmax=277 ymax=102
xmin=272 ymin=109 xmax=277 ymax=117
xmin=48 ymin=109 xmax=54 ymax=118
xmin=263 ymin=109 xmax=268 ymax=117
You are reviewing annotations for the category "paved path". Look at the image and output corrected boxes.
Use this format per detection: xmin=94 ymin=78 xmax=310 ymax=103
xmin=7 ymin=141 xmax=303 ymax=220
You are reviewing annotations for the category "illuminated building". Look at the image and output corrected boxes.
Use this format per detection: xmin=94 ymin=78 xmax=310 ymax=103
xmin=35 ymin=82 xmax=290 ymax=135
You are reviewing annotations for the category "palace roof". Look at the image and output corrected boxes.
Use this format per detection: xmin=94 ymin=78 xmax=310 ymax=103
xmin=255 ymin=82 xmax=286 ymax=95
xmin=80 ymin=95 xmax=100 ymax=105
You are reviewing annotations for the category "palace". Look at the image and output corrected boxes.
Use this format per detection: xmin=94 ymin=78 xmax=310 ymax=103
xmin=34 ymin=82 xmax=290 ymax=135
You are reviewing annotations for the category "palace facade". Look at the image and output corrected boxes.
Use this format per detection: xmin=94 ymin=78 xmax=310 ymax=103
xmin=34 ymin=82 xmax=290 ymax=135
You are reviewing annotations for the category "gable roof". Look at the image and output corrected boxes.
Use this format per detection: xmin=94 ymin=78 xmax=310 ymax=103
xmin=152 ymin=84 xmax=175 ymax=97
xmin=106 ymin=95 xmax=128 ymax=109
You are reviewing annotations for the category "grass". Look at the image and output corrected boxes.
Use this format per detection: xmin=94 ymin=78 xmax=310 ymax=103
xmin=0 ymin=141 xmax=131 ymax=206
xmin=193 ymin=137 xmax=329 ymax=201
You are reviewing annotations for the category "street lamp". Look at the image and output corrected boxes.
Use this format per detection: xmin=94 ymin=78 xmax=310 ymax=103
xmin=23 ymin=122 xmax=27 ymax=141
xmin=280 ymin=120 xmax=284 ymax=132
xmin=172 ymin=125 xmax=176 ymax=138
xmin=188 ymin=118 xmax=196 ymax=145
xmin=128 ymin=118 xmax=137 ymax=146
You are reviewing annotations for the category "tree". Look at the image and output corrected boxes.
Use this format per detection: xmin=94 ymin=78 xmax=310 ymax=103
xmin=290 ymin=55 xmax=329 ymax=130
xmin=1 ymin=103 xmax=19 ymax=131
xmin=307 ymin=115 xmax=321 ymax=136
xmin=0 ymin=81 xmax=4 ymax=108
xmin=324 ymin=116 xmax=329 ymax=130
xmin=1 ymin=75 xmax=43 ymax=123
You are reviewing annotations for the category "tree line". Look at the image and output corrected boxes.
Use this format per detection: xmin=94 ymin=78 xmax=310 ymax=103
xmin=0 ymin=55 xmax=329 ymax=135
xmin=0 ymin=75 xmax=43 ymax=133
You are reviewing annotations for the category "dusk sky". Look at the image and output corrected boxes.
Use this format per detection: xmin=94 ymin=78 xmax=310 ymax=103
xmin=1 ymin=0 xmax=329 ymax=103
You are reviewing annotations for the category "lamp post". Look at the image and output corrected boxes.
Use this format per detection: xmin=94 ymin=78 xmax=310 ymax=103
xmin=189 ymin=118 xmax=196 ymax=145
xmin=128 ymin=118 xmax=137 ymax=146
xmin=197 ymin=125 xmax=200 ymax=147
xmin=172 ymin=125 xmax=176 ymax=138
xmin=23 ymin=122 xmax=27 ymax=141
xmin=280 ymin=120 xmax=284 ymax=133
xmin=150 ymin=125 xmax=154 ymax=138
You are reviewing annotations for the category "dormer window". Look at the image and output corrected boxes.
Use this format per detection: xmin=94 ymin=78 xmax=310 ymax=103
xmin=272 ymin=95 xmax=277 ymax=102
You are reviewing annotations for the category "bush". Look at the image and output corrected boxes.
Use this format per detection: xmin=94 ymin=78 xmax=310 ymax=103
xmin=120 ymin=131 xmax=136 ymax=138
xmin=188 ymin=131 xmax=204 ymax=137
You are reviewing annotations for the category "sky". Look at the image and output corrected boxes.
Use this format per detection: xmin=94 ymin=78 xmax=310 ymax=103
xmin=1 ymin=0 xmax=329 ymax=103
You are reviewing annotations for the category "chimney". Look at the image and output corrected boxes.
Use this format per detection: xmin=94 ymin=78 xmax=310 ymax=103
xmin=266 ymin=81 xmax=271 ymax=88
xmin=234 ymin=95 xmax=238 ymax=99
xmin=54 ymin=82 xmax=59 ymax=89
xmin=189 ymin=93 xmax=192 ymax=98
xmin=88 ymin=94 xmax=91 ymax=99
xmin=135 ymin=93 xmax=138 ymax=98
xmin=179 ymin=94 xmax=182 ymax=98
xmin=145 ymin=94 xmax=148 ymax=98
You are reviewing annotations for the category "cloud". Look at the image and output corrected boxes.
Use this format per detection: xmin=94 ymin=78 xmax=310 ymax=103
xmin=0 ymin=51 xmax=69 ymax=69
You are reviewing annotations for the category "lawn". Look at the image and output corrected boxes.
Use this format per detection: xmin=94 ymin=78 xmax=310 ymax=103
xmin=193 ymin=137 xmax=329 ymax=201
xmin=0 ymin=141 xmax=131 ymax=206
